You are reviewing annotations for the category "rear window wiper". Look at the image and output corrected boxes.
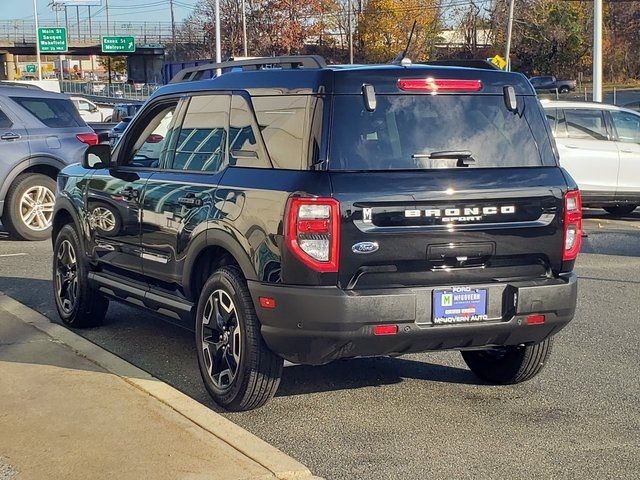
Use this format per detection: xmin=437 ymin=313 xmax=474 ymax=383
xmin=412 ymin=150 xmax=476 ymax=167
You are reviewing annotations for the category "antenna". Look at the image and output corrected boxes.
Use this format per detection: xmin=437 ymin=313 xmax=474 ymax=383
xmin=392 ymin=20 xmax=418 ymax=65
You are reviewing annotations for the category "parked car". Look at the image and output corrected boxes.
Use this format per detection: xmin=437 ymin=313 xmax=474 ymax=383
xmin=70 ymin=96 xmax=112 ymax=122
xmin=108 ymin=117 xmax=132 ymax=146
xmin=530 ymin=76 xmax=577 ymax=94
xmin=542 ymin=99 xmax=640 ymax=215
xmin=110 ymin=102 xmax=143 ymax=123
xmin=622 ymin=100 xmax=640 ymax=112
xmin=0 ymin=86 xmax=97 ymax=240
xmin=52 ymin=56 xmax=579 ymax=411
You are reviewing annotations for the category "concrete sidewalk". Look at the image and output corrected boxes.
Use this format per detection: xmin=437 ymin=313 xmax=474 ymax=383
xmin=0 ymin=295 xmax=312 ymax=480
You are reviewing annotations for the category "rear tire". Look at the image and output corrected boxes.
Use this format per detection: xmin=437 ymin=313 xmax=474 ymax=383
xmin=558 ymin=86 xmax=570 ymax=94
xmin=53 ymin=224 xmax=109 ymax=328
xmin=195 ymin=266 xmax=283 ymax=411
xmin=604 ymin=205 xmax=637 ymax=216
xmin=1 ymin=173 xmax=56 ymax=241
xmin=461 ymin=338 xmax=553 ymax=384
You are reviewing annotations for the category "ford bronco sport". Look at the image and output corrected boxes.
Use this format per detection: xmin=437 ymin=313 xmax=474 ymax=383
xmin=52 ymin=56 xmax=580 ymax=411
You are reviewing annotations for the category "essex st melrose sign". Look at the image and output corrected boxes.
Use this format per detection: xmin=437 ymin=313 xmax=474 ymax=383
xmin=101 ymin=36 xmax=136 ymax=53
xmin=38 ymin=27 xmax=68 ymax=53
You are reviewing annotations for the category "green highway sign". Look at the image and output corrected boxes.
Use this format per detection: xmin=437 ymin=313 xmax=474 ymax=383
xmin=101 ymin=36 xmax=136 ymax=53
xmin=38 ymin=27 xmax=67 ymax=53
xmin=25 ymin=64 xmax=37 ymax=74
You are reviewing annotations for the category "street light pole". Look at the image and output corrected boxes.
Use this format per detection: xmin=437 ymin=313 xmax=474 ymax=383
xmin=169 ymin=0 xmax=176 ymax=60
xmin=347 ymin=0 xmax=353 ymax=64
xmin=593 ymin=0 xmax=603 ymax=102
xmin=32 ymin=0 xmax=42 ymax=80
xmin=242 ymin=0 xmax=248 ymax=57
xmin=504 ymin=0 xmax=515 ymax=71
xmin=215 ymin=0 xmax=221 ymax=75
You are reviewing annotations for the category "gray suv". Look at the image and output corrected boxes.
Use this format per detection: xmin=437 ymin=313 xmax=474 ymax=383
xmin=0 ymin=85 xmax=96 ymax=240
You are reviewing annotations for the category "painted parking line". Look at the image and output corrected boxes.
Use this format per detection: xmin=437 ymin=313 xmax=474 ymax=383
xmin=0 ymin=253 xmax=28 ymax=258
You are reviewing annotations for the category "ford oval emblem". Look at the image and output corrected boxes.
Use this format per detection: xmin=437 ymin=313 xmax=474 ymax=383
xmin=352 ymin=241 xmax=379 ymax=254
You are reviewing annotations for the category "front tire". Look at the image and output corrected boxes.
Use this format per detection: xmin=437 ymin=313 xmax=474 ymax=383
xmin=604 ymin=205 xmax=637 ymax=216
xmin=53 ymin=224 xmax=109 ymax=327
xmin=461 ymin=338 xmax=553 ymax=384
xmin=1 ymin=173 xmax=56 ymax=241
xmin=195 ymin=266 xmax=283 ymax=411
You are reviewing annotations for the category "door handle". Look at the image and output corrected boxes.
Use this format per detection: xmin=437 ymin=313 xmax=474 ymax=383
xmin=620 ymin=149 xmax=634 ymax=154
xmin=564 ymin=145 xmax=580 ymax=149
xmin=0 ymin=132 xmax=21 ymax=141
xmin=178 ymin=193 xmax=203 ymax=208
xmin=118 ymin=186 xmax=139 ymax=201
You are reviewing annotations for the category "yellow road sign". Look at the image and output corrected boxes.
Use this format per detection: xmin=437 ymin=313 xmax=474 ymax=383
xmin=490 ymin=55 xmax=507 ymax=70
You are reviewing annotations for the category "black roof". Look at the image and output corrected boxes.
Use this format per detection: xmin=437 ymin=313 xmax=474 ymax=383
xmin=152 ymin=56 xmax=534 ymax=100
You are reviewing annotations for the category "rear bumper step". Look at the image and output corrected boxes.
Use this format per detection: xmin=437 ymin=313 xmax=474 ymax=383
xmin=248 ymin=273 xmax=577 ymax=365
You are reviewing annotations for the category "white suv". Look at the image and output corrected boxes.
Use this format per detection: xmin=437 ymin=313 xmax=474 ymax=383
xmin=542 ymin=100 xmax=640 ymax=216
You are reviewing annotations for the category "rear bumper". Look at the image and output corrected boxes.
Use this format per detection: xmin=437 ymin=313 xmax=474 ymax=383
xmin=248 ymin=273 xmax=578 ymax=365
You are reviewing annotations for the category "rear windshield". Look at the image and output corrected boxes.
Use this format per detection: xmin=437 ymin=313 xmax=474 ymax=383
xmin=329 ymin=95 xmax=556 ymax=170
xmin=11 ymin=96 xmax=84 ymax=128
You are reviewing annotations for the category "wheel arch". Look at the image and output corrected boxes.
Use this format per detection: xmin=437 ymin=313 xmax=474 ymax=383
xmin=0 ymin=156 xmax=66 ymax=214
xmin=51 ymin=196 xmax=85 ymax=249
xmin=184 ymin=229 xmax=258 ymax=301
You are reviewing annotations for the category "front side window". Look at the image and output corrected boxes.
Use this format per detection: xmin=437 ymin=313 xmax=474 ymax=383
xmin=123 ymin=102 xmax=178 ymax=168
xmin=330 ymin=95 xmax=552 ymax=170
xmin=0 ymin=108 xmax=12 ymax=128
xmin=172 ymin=95 xmax=229 ymax=172
xmin=564 ymin=109 xmax=608 ymax=141
xmin=611 ymin=111 xmax=640 ymax=143
xmin=11 ymin=96 xmax=84 ymax=128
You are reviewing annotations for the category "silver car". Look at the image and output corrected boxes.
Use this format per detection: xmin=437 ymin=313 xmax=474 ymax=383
xmin=0 ymin=84 xmax=97 ymax=240
xmin=542 ymin=99 xmax=640 ymax=216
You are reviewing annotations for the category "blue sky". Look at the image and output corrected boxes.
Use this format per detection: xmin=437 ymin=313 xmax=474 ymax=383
xmin=2 ymin=0 xmax=198 ymax=24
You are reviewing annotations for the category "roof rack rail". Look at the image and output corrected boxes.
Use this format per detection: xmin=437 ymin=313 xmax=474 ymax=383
xmin=424 ymin=59 xmax=502 ymax=70
xmin=170 ymin=55 xmax=328 ymax=83
xmin=0 ymin=81 xmax=44 ymax=90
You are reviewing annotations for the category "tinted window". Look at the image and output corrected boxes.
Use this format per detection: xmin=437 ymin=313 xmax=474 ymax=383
xmin=172 ymin=95 xmax=229 ymax=172
xmin=330 ymin=95 xmax=552 ymax=170
xmin=252 ymin=95 xmax=310 ymax=169
xmin=123 ymin=103 xmax=178 ymax=168
xmin=545 ymin=108 xmax=557 ymax=132
xmin=611 ymin=111 xmax=640 ymax=143
xmin=0 ymin=108 xmax=12 ymax=128
xmin=564 ymin=109 xmax=608 ymax=140
xmin=229 ymin=95 xmax=269 ymax=168
xmin=11 ymin=96 xmax=84 ymax=128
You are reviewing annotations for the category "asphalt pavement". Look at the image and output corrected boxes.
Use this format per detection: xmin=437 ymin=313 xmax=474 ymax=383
xmin=0 ymin=209 xmax=639 ymax=480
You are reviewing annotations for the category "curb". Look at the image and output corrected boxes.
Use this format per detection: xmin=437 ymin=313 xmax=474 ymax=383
xmin=0 ymin=293 xmax=314 ymax=480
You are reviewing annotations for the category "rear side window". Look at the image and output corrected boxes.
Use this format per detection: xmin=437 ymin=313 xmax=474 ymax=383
xmin=0 ymin=108 xmax=12 ymax=128
xmin=252 ymin=96 xmax=310 ymax=169
xmin=563 ymin=109 xmax=608 ymax=140
xmin=229 ymin=95 xmax=270 ymax=168
xmin=10 ymin=96 xmax=84 ymax=128
xmin=330 ymin=95 xmax=554 ymax=170
xmin=172 ymin=94 xmax=230 ymax=172
xmin=610 ymin=110 xmax=640 ymax=143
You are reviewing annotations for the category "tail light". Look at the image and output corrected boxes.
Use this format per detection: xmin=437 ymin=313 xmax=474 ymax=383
xmin=563 ymin=190 xmax=582 ymax=261
xmin=285 ymin=197 xmax=340 ymax=272
xmin=398 ymin=78 xmax=483 ymax=92
xmin=76 ymin=132 xmax=99 ymax=145
xmin=146 ymin=133 xmax=164 ymax=143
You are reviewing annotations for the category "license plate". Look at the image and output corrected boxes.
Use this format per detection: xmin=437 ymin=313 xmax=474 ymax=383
xmin=433 ymin=287 xmax=489 ymax=324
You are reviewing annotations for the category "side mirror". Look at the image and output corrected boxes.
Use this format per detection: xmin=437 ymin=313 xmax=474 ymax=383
xmin=90 ymin=106 xmax=99 ymax=113
xmin=83 ymin=144 xmax=110 ymax=169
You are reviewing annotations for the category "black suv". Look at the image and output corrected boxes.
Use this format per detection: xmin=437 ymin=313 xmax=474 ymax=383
xmin=52 ymin=56 xmax=580 ymax=411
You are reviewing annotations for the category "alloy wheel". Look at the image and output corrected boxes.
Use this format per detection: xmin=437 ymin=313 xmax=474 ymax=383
xmin=55 ymin=240 xmax=78 ymax=314
xmin=20 ymin=185 xmax=55 ymax=231
xmin=92 ymin=207 xmax=116 ymax=232
xmin=201 ymin=289 xmax=242 ymax=391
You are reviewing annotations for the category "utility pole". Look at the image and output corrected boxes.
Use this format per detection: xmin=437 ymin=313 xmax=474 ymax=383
xmin=593 ymin=0 xmax=603 ymax=102
xmin=89 ymin=6 xmax=94 ymax=79
xmin=76 ymin=5 xmax=81 ymax=41
xmin=106 ymin=0 xmax=112 ymax=88
xmin=504 ymin=0 xmax=515 ymax=71
xmin=169 ymin=0 xmax=176 ymax=61
xmin=242 ymin=0 xmax=248 ymax=57
xmin=215 ymin=0 xmax=221 ymax=75
xmin=54 ymin=4 xmax=63 ymax=83
xmin=33 ymin=0 xmax=42 ymax=80
xmin=347 ymin=0 xmax=353 ymax=64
